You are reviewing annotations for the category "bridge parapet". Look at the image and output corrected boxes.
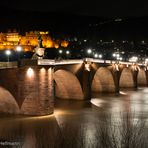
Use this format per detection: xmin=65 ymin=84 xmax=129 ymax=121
xmin=0 ymin=62 xmax=17 ymax=69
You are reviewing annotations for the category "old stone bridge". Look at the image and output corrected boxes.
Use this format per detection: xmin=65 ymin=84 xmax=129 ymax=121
xmin=0 ymin=59 xmax=147 ymax=116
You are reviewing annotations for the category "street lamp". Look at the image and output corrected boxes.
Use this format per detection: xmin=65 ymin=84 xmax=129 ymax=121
xmin=113 ymin=53 xmax=116 ymax=57
xmin=16 ymin=46 xmax=22 ymax=60
xmin=94 ymin=53 xmax=98 ymax=58
xmin=5 ymin=50 xmax=11 ymax=62
xmin=112 ymin=52 xmax=123 ymax=62
xmin=98 ymin=54 xmax=102 ymax=59
xmin=66 ymin=50 xmax=70 ymax=59
xmin=113 ymin=53 xmax=120 ymax=59
xmin=58 ymin=49 xmax=63 ymax=59
xmin=87 ymin=49 xmax=92 ymax=58
xmin=59 ymin=49 xmax=63 ymax=54
xmin=16 ymin=46 xmax=22 ymax=52
xmin=16 ymin=46 xmax=22 ymax=66
xmin=66 ymin=50 xmax=70 ymax=55
xmin=87 ymin=49 xmax=92 ymax=54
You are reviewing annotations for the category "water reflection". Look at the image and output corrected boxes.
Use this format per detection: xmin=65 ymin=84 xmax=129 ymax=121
xmin=0 ymin=88 xmax=148 ymax=147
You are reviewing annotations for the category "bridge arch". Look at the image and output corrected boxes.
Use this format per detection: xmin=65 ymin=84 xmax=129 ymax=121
xmin=137 ymin=69 xmax=147 ymax=86
xmin=91 ymin=67 xmax=116 ymax=93
xmin=54 ymin=69 xmax=84 ymax=100
xmin=120 ymin=68 xmax=134 ymax=88
xmin=0 ymin=87 xmax=19 ymax=114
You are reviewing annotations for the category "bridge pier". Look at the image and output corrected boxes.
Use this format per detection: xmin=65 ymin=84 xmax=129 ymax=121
xmin=132 ymin=70 xmax=138 ymax=89
xmin=113 ymin=71 xmax=120 ymax=93
xmin=82 ymin=65 xmax=91 ymax=99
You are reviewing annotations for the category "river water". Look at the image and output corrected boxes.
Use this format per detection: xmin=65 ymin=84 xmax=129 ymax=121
xmin=0 ymin=87 xmax=148 ymax=148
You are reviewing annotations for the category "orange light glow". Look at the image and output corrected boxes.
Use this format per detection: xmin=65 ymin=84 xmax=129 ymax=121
xmin=54 ymin=43 xmax=59 ymax=49
xmin=61 ymin=40 xmax=69 ymax=47
xmin=27 ymin=68 xmax=34 ymax=78
xmin=0 ymin=31 xmax=69 ymax=51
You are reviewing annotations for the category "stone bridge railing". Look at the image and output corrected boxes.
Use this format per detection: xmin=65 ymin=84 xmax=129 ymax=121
xmin=0 ymin=62 xmax=17 ymax=69
xmin=37 ymin=58 xmax=147 ymax=66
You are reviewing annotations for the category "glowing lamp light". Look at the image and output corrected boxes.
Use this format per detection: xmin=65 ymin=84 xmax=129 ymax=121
xmin=27 ymin=68 xmax=34 ymax=78
xmin=87 ymin=49 xmax=92 ymax=54
xmin=112 ymin=53 xmax=116 ymax=57
xmin=5 ymin=50 xmax=11 ymax=56
xmin=40 ymin=67 xmax=46 ymax=73
xmin=16 ymin=46 xmax=22 ymax=52
xmin=129 ymin=56 xmax=138 ymax=62
xmin=145 ymin=58 xmax=148 ymax=64
xmin=59 ymin=50 xmax=63 ymax=54
xmin=98 ymin=54 xmax=102 ymax=59
xmin=119 ymin=57 xmax=122 ymax=61
xmin=94 ymin=53 xmax=98 ymax=58
xmin=66 ymin=50 xmax=70 ymax=55
xmin=116 ymin=53 xmax=120 ymax=58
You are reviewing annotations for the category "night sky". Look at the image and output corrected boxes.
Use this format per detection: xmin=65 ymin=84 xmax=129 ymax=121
xmin=1 ymin=0 xmax=148 ymax=17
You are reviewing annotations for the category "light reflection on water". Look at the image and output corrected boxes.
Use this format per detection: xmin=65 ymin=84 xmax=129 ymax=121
xmin=0 ymin=88 xmax=148 ymax=147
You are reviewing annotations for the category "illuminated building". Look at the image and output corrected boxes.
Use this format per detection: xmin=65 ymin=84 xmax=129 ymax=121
xmin=0 ymin=30 xmax=69 ymax=52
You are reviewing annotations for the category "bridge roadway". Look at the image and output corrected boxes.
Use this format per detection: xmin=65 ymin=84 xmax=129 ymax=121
xmin=0 ymin=58 xmax=147 ymax=116
xmin=37 ymin=58 xmax=145 ymax=66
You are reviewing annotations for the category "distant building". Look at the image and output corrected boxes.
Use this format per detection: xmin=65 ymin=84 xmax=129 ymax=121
xmin=0 ymin=30 xmax=69 ymax=52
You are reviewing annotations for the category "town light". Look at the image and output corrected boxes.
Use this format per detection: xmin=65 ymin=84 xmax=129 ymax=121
xmin=98 ymin=54 xmax=102 ymax=59
xmin=59 ymin=50 xmax=63 ymax=54
xmin=87 ymin=49 xmax=92 ymax=54
xmin=119 ymin=57 xmax=123 ymax=61
xmin=94 ymin=53 xmax=98 ymax=58
xmin=112 ymin=52 xmax=123 ymax=61
xmin=112 ymin=53 xmax=120 ymax=58
xmin=66 ymin=50 xmax=70 ymax=55
xmin=129 ymin=56 xmax=138 ymax=62
xmin=116 ymin=53 xmax=120 ymax=58
xmin=113 ymin=53 xmax=116 ymax=57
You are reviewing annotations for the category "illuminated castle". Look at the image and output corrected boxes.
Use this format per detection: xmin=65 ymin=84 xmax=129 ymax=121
xmin=0 ymin=30 xmax=69 ymax=52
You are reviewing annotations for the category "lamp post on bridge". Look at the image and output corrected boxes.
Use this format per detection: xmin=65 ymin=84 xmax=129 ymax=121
xmin=16 ymin=45 xmax=23 ymax=67
xmin=5 ymin=50 xmax=11 ymax=62
xmin=87 ymin=49 xmax=92 ymax=58
xmin=66 ymin=50 xmax=70 ymax=59
xmin=5 ymin=50 xmax=11 ymax=67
